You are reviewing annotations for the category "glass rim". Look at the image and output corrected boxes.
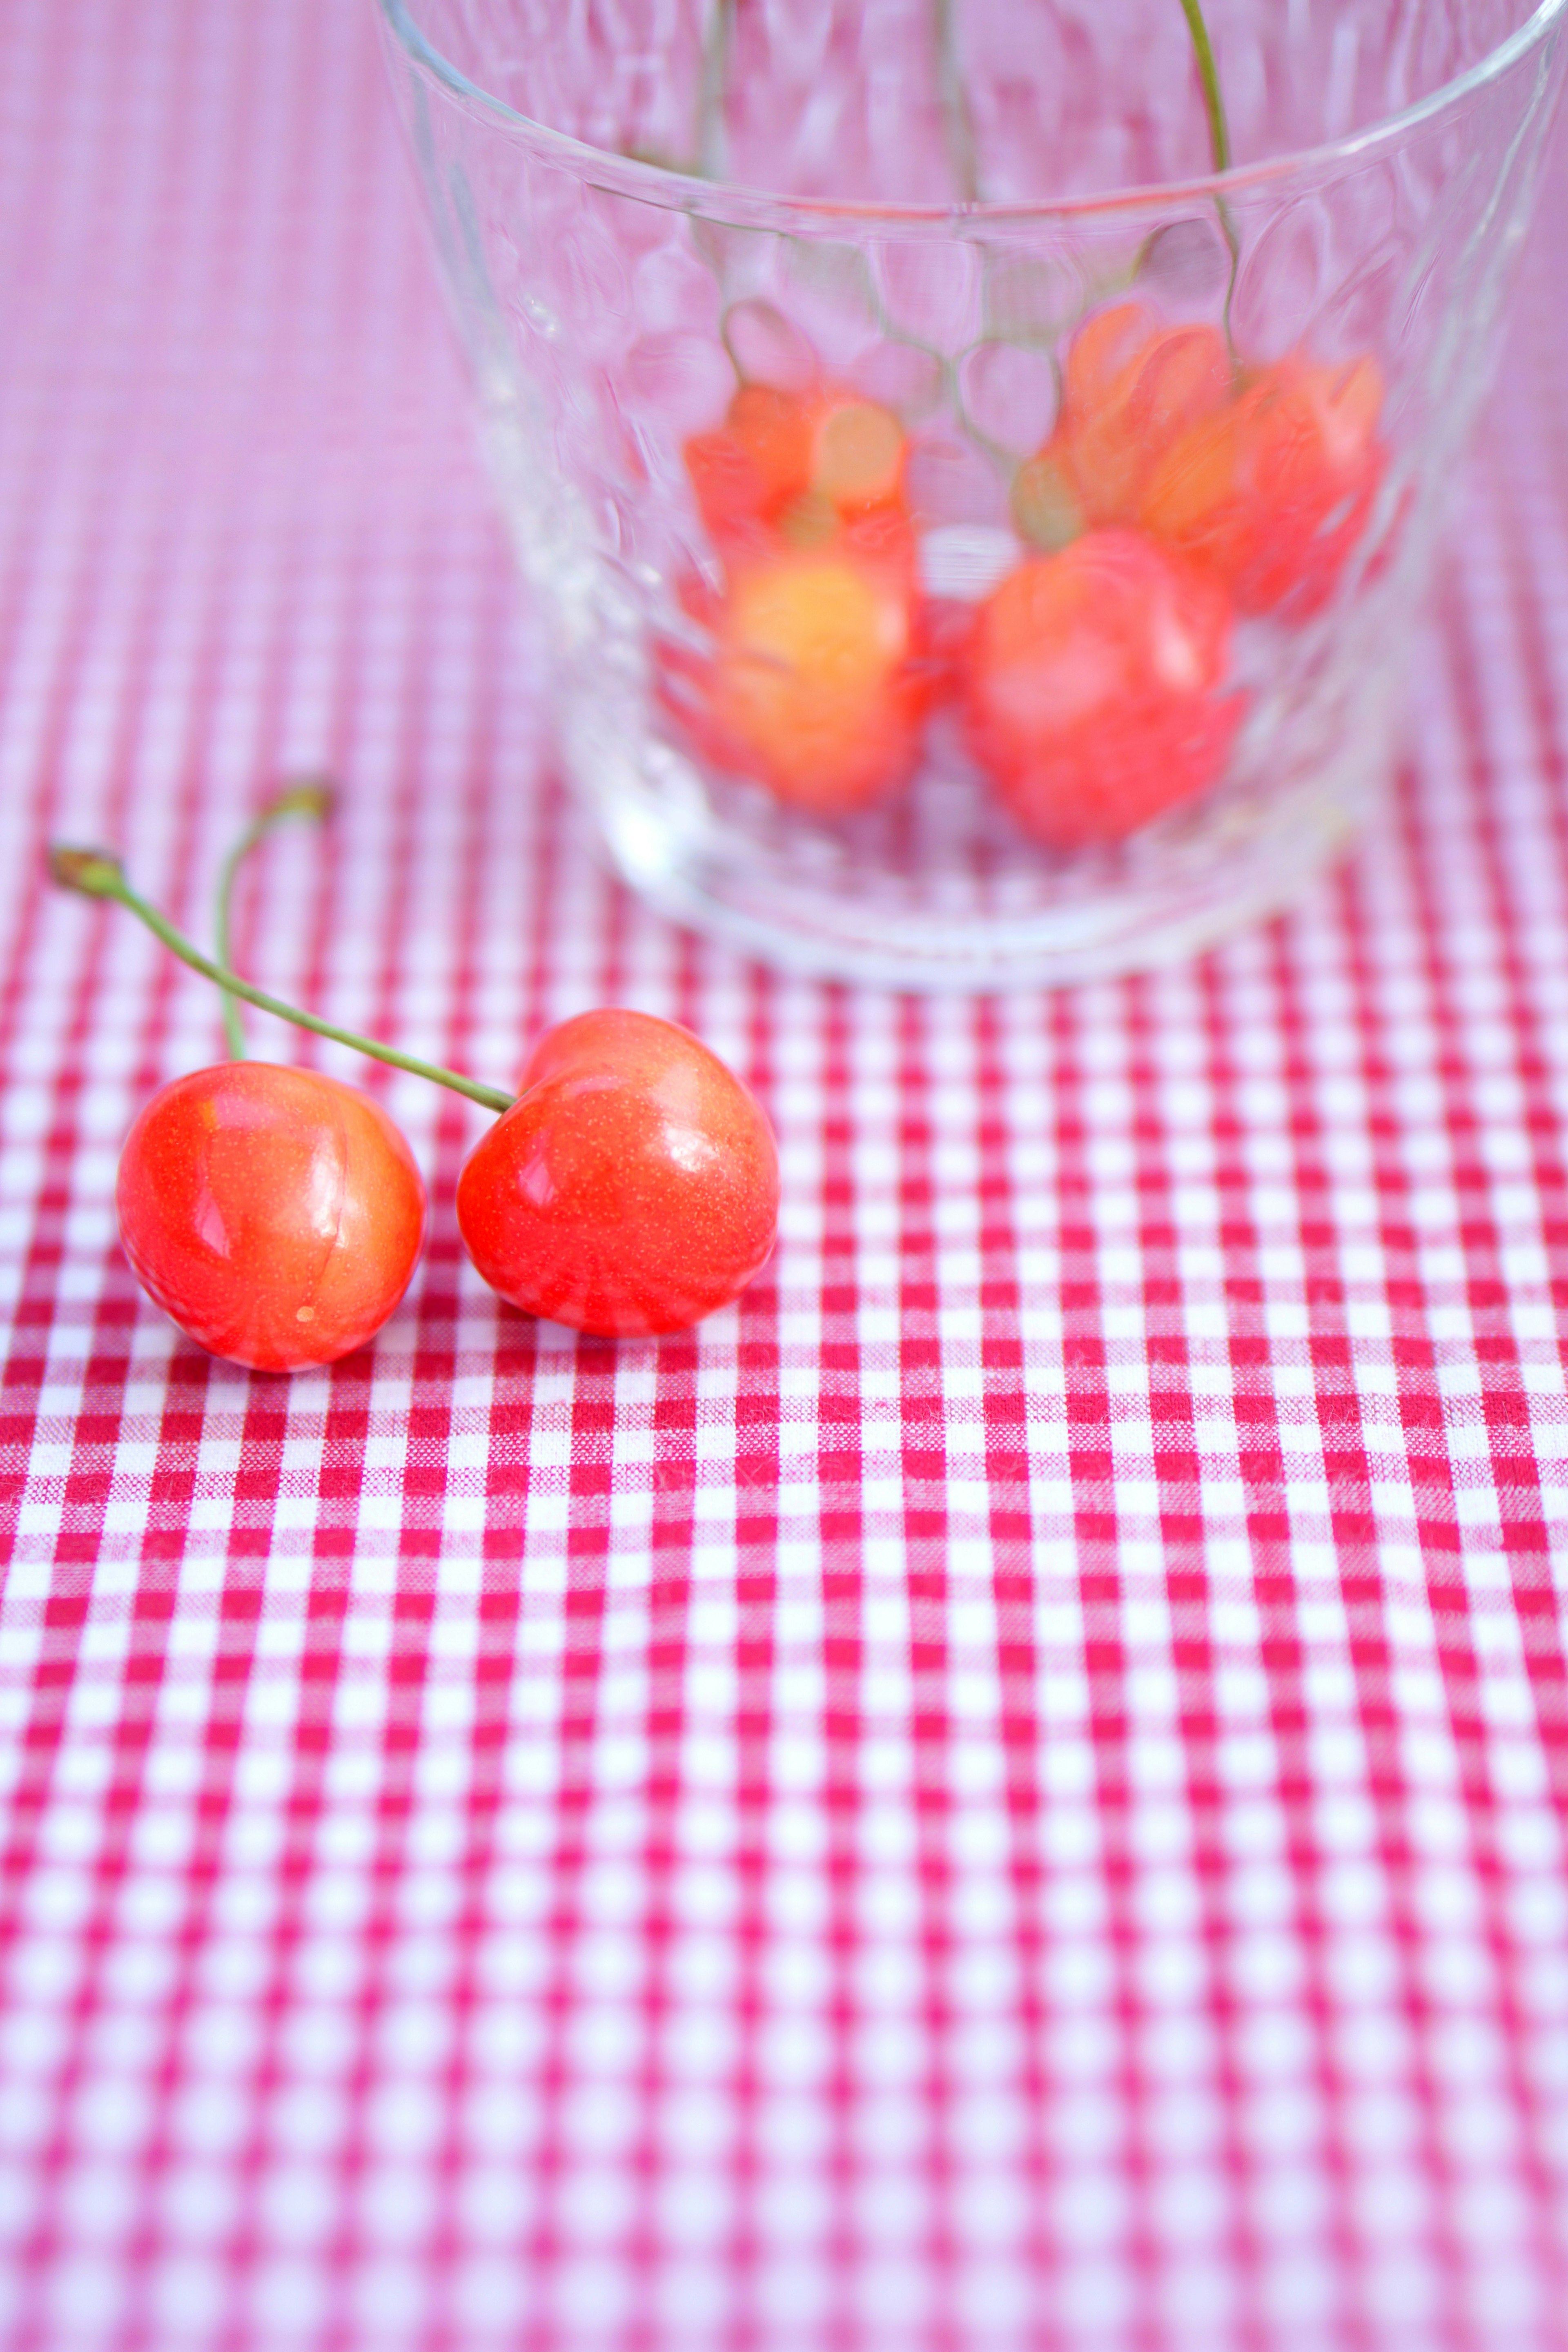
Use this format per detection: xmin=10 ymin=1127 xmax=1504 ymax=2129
xmin=378 ymin=0 xmax=1568 ymax=225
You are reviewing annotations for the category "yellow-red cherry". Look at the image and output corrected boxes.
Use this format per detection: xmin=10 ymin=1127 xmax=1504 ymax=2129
xmin=455 ymin=1009 xmax=779 ymax=1338
xmin=116 ymin=1062 xmax=426 ymax=1371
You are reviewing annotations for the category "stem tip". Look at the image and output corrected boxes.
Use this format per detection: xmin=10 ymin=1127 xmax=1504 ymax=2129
xmin=49 ymin=845 xmax=125 ymax=898
xmin=265 ymin=777 xmax=335 ymax=825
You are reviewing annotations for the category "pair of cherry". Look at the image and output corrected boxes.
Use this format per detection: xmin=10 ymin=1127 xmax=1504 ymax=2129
xmin=52 ymin=809 xmax=779 ymax=1373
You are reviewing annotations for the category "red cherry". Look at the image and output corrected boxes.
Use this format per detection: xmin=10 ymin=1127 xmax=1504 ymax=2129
xmin=1061 ymin=304 xmax=1234 ymax=524
xmin=456 ymin=1010 xmax=779 ymax=1339
xmin=684 ymin=385 xmax=813 ymax=555
xmin=662 ymin=545 xmax=929 ymax=814
xmin=116 ymin=1063 xmax=426 ymax=1370
xmin=1138 ymin=354 xmax=1385 ymax=615
xmin=1060 ymin=302 xmax=1163 ymax=421
xmin=965 ymin=528 xmax=1243 ymax=849
xmin=1015 ymin=305 xmax=1234 ymax=551
xmin=672 ymin=384 xmax=927 ymax=811
xmin=684 ymin=383 xmax=910 ymax=559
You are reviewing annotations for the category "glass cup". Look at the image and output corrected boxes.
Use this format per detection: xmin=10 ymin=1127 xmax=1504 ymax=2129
xmin=375 ymin=0 xmax=1568 ymax=988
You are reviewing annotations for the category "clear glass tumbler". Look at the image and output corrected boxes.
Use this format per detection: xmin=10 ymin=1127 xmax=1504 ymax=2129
xmin=375 ymin=0 xmax=1568 ymax=988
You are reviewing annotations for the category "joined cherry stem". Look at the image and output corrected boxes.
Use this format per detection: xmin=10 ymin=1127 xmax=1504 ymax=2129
xmin=50 ymin=844 xmax=515 ymax=1116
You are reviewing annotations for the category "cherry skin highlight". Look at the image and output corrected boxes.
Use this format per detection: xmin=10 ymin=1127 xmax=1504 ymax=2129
xmin=456 ymin=1010 xmax=780 ymax=1339
xmin=116 ymin=1062 xmax=426 ymax=1371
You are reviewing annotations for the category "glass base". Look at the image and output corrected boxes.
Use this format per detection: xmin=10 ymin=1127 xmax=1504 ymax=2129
xmin=568 ymin=706 xmax=1392 ymax=992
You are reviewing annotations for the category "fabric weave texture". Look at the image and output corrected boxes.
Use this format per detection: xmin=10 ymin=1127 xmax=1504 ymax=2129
xmin=2 ymin=3 xmax=1568 ymax=2346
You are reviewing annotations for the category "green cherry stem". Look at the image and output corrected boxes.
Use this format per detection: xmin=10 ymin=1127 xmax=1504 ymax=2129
xmin=1176 ymin=0 xmax=1241 ymax=343
xmin=1178 ymin=0 xmax=1232 ymax=175
xmin=50 ymin=845 xmax=515 ymax=1116
xmin=214 ymin=778 xmax=336 ymax=1061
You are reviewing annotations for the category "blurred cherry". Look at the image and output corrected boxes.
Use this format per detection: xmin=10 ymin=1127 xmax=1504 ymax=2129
xmin=965 ymin=528 xmax=1243 ymax=848
xmin=670 ymin=546 xmax=929 ymax=813
xmin=686 ymin=382 xmax=909 ymax=557
xmin=673 ymin=382 xmax=932 ymax=810
xmin=1015 ymin=305 xmax=1385 ymax=618
xmin=1016 ymin=304 xmax=1234 ymax=548
xmin=1138 ymin=354 xmax=1385 ymax=614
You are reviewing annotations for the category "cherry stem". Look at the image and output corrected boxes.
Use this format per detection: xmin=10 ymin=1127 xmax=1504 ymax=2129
xmin=1178 ymin=0 xmax=1232 ymax=174
xmin=1176 ymin=0 xmax=1240 ymax=345
xmin=933 ymin=0 xmax=980 ymax=203
xmin=215 ymin=778 xmax=336 ymax=1062
xmin=49 ymin=845 xmax=515 ymax=1116
xmin=695 ymin=0 xmax=729 ymax=177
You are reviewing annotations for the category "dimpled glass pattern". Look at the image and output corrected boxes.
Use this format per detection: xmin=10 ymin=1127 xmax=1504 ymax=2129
xmin=376 ymin=0 xmax=1568 ymax=984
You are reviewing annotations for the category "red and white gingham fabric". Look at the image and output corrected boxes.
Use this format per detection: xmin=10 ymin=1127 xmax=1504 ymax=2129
xmin=4 ymin=4 xmax=1568 ymax=2347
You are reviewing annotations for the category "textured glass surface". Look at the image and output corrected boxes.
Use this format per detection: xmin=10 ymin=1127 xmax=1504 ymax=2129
xmin=404 ymin=0 xmax=1548 ymax=199
xmin=379 ymin=0 xmax=1568 ymax=986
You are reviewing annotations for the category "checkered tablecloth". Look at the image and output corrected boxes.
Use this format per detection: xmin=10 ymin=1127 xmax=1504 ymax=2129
xmin=4 ymin=4 xmax=1568 ymax=2347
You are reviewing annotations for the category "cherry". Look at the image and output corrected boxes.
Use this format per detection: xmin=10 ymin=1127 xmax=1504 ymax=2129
xmin=456 ymin=1009 xmax=779 ymax=1339
xmin=965 ymin=528 xmax=1242 ymax=849
xmin=1137 ymin=354 xmax=1385 ymax=615
xmin=1016 ymin=304 xmax=1234 ymax=550
xmin=686 ymin=382 xmax=909 ymax=558
xmin=686 ymin=385 xmax=813 ymax=555
xmin=672 ymin=382 xmax=931 ymax=811
xmin=116 ymin=1062 xmax=426 ymax=1371
xmin=1015 ymin=301 xmax=1385 ymax=616
xmin=669 ymin=545 xmax=929 ymax=813
xmin=808 ymin=393 xmax=906 ymax=514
